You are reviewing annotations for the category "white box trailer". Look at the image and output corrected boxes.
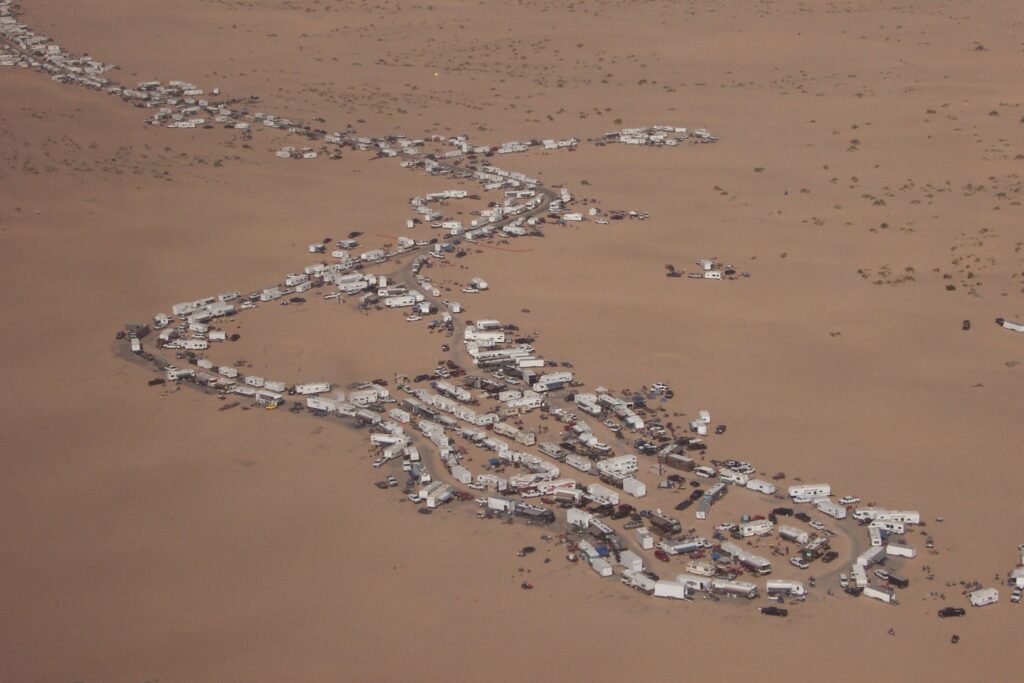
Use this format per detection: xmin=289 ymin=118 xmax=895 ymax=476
xmin=869 ymin=526 xmax=883 ymax=547
xmin=766 ymin=580 xmax=806 ymax=597
xmin=265 ymin=380 xmax=286 ymax=392
xmin=619 ymin=550 xmax=644 ymax=572
xmin=623 ymin=477 xmax=647 ymax=498
xmin=863 ymin=586 xmax=896 ymax=605
xmin=654 ymin=580 xmax=692 ymax=600
xmin=591 ymin=558 xmax=613 ymax=578
xmin=886 ymin=543 xmax=917 ymax=559
xmin=636 ymin=528 xmax=654 ymax=550
xmin=745 ymin=479 xmax=777 ymax=495
xmin=243 ymin=375 xmax=265 ymax=388
xmin=856 ymin=546 xmax=886 ymax=567
xmin=815 ymin=500 xmax=847 ymax=520
xmin=788 ymin=484 xmax=831 ymax=501
xmin=218 ymin=366 xmax=239 ymax=379
xmin=307 ymin=396 xmax=339 ymax=413
xmin=487 ymin=496 xmax=515 ymax=513
xmin=450 ymin=465 xmax=473 ymax=485
xmin=969 ymin=588 xmax=999 ymax=607
xmin=295 ymin=382 xmax=331 ymax=396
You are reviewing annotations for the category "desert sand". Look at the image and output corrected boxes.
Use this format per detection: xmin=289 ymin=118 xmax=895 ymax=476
xmin=1 ymin=0 xmax=1023 ymax=681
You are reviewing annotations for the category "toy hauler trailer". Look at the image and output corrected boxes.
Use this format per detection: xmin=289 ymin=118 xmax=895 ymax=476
xmin=659 ymin=539 xmax=710 ymax=556
xmin=295 ymin=382 xmax=331 ymax=395
xmin=254 ymin=389 xmax=283 ymax=406
xmin=746 ymin=479 xmax=777 ymax=495
xmin=788 ymin=484 xmax=831 ymax=501
xmin=874 ymin=510 xmax=920 ymax=525
xmin=778 ymin=525 xmax=810 ymax=545
xmin=621 ymin=569 xmax=656 ymax=594
xmin=740 ymin=519 xmax=774 ymax=537
xmin=766 ymin=580 xmax=806 ymax=597
xmin=676 ymin=573 xmax=713 ymax=592
xmin=870 ymin=519 xmax=905 ymax=534
xmin=969 ymin=588 xmax=999 ymax=607
xmin=718 ymin=469 xmax=749 ymax=486
xmin=815 ymin=500 xmax=848 ymax=520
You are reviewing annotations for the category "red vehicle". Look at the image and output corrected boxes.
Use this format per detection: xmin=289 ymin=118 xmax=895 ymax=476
xmin=655 ymin=549 xmax=670 ymax=563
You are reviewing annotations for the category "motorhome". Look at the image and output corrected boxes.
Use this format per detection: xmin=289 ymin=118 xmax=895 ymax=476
xmin=739 ymin=519 xmax=774 ymax=537
xmin=766 ymin=580 xmax=806 ymax=598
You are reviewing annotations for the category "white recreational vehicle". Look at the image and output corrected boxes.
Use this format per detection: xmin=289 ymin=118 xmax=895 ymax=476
xmin=969 ymin=588 xmax=999 ymax=607
xmin=294 ymin=382 xmax=331 ymax=395
xmin=788 ymin=483 xmax=831 ymax=502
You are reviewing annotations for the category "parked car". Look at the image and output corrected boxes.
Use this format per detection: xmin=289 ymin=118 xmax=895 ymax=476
xmin=795 ymin=512 xmax=812 ymax=523
xmin=760 ymin=606 xmax=788 ymax=617
xmin=655 ymin=549 xmax=670 ymax=563
xmin=789 ymin=557 xmax=810 ymax=570
xmin=674 ymin=500 xmax=693 ymax=511
xmin=821 ymin=550 xmax=839 ymax=564
xmin=772 ymin=507 xmax=794 ymax=517
xmin=689 ymin=489 xmax=704 ymax=501
xmin=938 ymin=607 xmax=966 ymax=618
xmin=714 ymin=425 xmax=727 ymax=435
